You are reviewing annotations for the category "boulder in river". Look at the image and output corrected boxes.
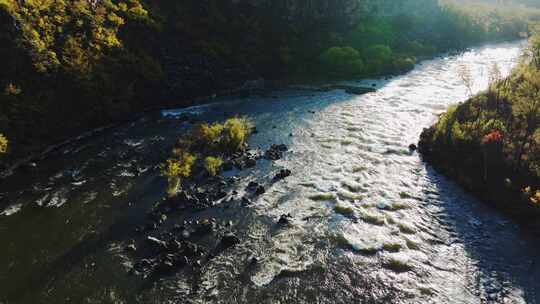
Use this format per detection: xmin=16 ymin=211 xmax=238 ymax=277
xmin=265 ymin=144 xmax=288 ymax=160
xmin=220 ymin=232 xmax=240 ymax=249
xmin=241 ymin=196 xmax=252 ymax=206
xmin=193 ymin=218 xmax=215 ymax=236
xmin=278 ymin=214 xmax=292 ymax=225
xmin=247 ymin=255 xmax=259 ymax=266
xmin=274 ymin=169 xmax=292 ymax=181
xmin=247 ymin=181 xmax=259 ymax=190
xmin=255 ymin=185 xmax=266 ymax=195
xmin=245 ymin=157 xmax=257 ymax=168
xmin=126 ymin=243 xmax=137 ymax=252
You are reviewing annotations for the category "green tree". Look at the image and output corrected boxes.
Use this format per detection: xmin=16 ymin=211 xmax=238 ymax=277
xmin=362 ymin=44 xmax=393 ymax=74
xmin=319 ymin=46 xmax=364 ymax=78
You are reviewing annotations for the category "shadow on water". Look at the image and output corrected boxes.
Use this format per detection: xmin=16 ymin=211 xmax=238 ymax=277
xmin=424 ymin=165 xmax=540 ymax=303
xmin=4 ymin=174 xmax=164 ymax=303
xmin=1 ymin=40 xmax=530 ymax=302
xmin=0 ymin=90 xmax=359 ymax=303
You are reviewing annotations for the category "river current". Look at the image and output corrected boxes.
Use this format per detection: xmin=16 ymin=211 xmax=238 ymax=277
xmin=1 ymin=40 xmax=539 ymax=304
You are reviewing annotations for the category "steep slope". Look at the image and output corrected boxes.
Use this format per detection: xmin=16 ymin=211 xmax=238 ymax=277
xmin=419 ymin=36 xmax=540 ymax=225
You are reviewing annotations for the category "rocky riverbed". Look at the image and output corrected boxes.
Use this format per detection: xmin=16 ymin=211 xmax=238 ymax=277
xmin=1 ymin=40 xmax=540 ymax=304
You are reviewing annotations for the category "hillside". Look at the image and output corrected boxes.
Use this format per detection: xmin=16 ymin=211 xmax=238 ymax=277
xmin=0 ymin=0 xmax=538 ymax=167
xmin=419 ymin=34 xmax=540 ymax=224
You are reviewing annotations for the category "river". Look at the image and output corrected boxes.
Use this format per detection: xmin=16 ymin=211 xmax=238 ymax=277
xmin=1 ymin=40 xmax=539 ymax=304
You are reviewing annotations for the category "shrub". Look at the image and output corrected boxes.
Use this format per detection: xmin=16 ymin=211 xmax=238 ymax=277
xmin=195 ymin=123 xmax=224 ymax=147
xmin=0 ymin=134 xmax=7 ymax=153
xmin=204 ymin=156 xmax=223 ymax=176
xmin=161 ymin=151 xmax=197 ymax=196
xmin=221 ymin=117 xmax=253 ymax=153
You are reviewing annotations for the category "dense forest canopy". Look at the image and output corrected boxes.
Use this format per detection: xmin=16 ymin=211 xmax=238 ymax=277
xmin=1 ymin=0 xmax=539 ymax=166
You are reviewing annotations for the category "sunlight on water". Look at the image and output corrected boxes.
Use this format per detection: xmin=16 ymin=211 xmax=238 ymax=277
xmin=197 ymin=40 xmax=537 ymax=303
xmin=2 ymin=40 xmax=539 ymax=304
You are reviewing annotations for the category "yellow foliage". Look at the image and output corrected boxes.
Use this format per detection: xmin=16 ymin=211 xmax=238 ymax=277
xmin=1 ymin=0 xmax=149 ymax=74
xmin=0 ymin=134 xmax=8 ymax=153
xmin=204 ymin=156 xmax=223 ymax=176
xmin=161 ymin=152 xmax=197 ymax=196
xmin=162 ymin=152 xmax=197 ymax=179
xmin=118 ymin=2 xmax=128 ymax=12
xmin=108 ymin=12 xmax=125 ymax=26
xmin=531 ymin=191 xmax=540 ymax=205
xmin=222 ymin=117 xmax=253 ymax=152
xmin=191 ymin=117 xmax=252 ymax=153
xmin=196 ymin=123 xmax=224 ymax=146
xmin=166 ymin=176 xmax=180 ymax=198
xmin=162 ymin=117 xmax=253 ymax=196
xmin=127 ymin=0 xmax=148 ymax=18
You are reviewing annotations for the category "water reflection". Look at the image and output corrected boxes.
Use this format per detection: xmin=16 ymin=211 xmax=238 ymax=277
xmin=1 ymin=40 xmax=538 ymax=304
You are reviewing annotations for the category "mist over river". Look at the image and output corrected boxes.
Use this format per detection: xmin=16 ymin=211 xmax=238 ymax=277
xmin=1 ymin=40 xmax=539 ymax=304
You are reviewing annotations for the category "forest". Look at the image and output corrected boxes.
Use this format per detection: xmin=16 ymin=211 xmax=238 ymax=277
xmin=0 ymin=0 xmax=539 ymax=165
xmin=3 ymin=1 xmax=540 ymax=303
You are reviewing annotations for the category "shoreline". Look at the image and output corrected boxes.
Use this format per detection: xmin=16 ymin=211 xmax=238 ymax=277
xmin=0 ymin=38 xmax=525 ymax=179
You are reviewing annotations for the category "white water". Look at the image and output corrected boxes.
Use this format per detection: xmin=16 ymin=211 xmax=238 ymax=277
xmin=2 ymin=40 xmax=539 ymax=304
xmin=196 ymin=40 xmax=540 ymax=303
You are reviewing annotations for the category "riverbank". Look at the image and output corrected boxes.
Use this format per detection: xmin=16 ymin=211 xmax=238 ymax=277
xmin=0 ymin=79 xmax=376 ymax=178
xmin=2 ymin=0 xmax=538 ymax=172
xmin=0 ymin=37 xmax=519 ymax=179
xmin=419 ymin=129 xmax=540 ymax=232
xmin=418 ymin=39 xmax=540 ymax=231
xmin=2 ymin=39 xmax=539 ymax=304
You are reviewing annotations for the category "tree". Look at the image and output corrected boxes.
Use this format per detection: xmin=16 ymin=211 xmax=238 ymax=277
xmin=457 ymin=64 xmax=474 ymax=97
xmin=362 ymin=44 xmax=393 ymax=74
xmin=488 ymin=63 xmax=502 ymax=87
xmin=319 ymin=46 xmax=364 ymax=78
xmin=512 ymin=68 xmax=540 ymax=167
xmin=488 ymin=62 xmax=503 ymax=113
